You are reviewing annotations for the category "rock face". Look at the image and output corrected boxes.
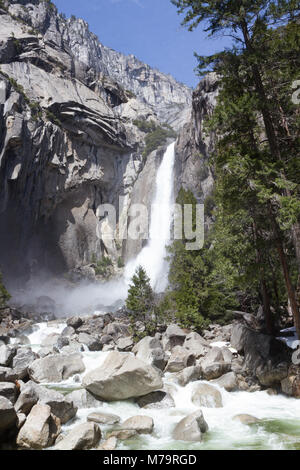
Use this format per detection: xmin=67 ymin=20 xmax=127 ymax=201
xmin=82 ymin=351 xmax=163 ymax=401
xmin=0 ymin=1 xmax=190 ymax=285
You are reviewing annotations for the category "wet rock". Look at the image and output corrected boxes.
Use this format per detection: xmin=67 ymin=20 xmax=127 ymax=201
xmin=15 ymin=381 xmax=77 ymax=424
xmin=0 ymin=382 xmax=17 ymax=404
xmin=82 ymin=351 xmax=163 ymax=401
xmin=212 ymin=372 xmax=238 ymax=392
xmin=191 ymin=383 xmax=223 ymax=408
xmin=200 ymin=348 xmax=231 ymax=380
xmin=87 ymin=411 xmax=120 ymax=425
xmin=165 ymin=346 xmax=195 ymax=373
xmin=173 ymin=410 xmax=208 ymax=442
xmin=0 ymin=396 xmax=17 ymax=436
xmin=54 ymin=422 xmax=101 ymax=450
xmin=66 ymin=389 xmax=102 ymax=409
xmin=16 ymin=404 xmax=61 ymax=449
xmin=163 ymin=324 xmax=186 ymax=350
xmin=99 ymin=436 xmax=117 ymax=450
xmin=107 ymin=429 xmax=137 ymax=440
xmin=256 ymin=362 xmax=288 ymax=387
xmin=135 ymin=390 xmax=175 ymax=409
xmin=28 ymin=353 xmax=85 ymax=384
xmin=122 ymin=415 xmax=154 ymax=434
xmin=233 ymin=414 xmax=260 ymax=425
xmin=175 ymin=365 xmax=201 ymax=386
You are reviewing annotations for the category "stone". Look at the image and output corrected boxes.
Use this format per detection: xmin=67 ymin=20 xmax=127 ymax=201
xmin=122 ymin=415 xmax=154 ymax=434
xmin=87 ymin=412 xmax=120 ymax=425
xmin=15 ymin=381 xmax=77 ymax=424
xmin=233 ymin=414 xmax=260 ymax=425
xmin=66 ymin=389 xmax=102 ymax=409
xmin=116 ymin=337 xmax=134 ymax=352
xmin=136 ymin=391 xmax=175 ymax=409
xmin=212 ymin=372 xmax=238 ymax=392
xmin=165 ymin=346 xmax=195 ymax=373
xmin=67 ymin=317 xmax=83 ymax=330
xmin=16 ymin=404 xmax=61 ymax=449
xmin=82 ymin=351 xmax=163 ymax=401
xmin=104 ymin=322 xmax=130 ymax=340
xmin=191 ymin=383 xmax=223 ymax=408
xmin=256 ymin=362 xmax=289 ymax=387
xmin=78 ymin=333 xmax=102 ymax=351
xmin=133 ymin=336 xmax=167 ymax=371
xmin=61 ymin=326 xmax=76 ymax=337
xmin=0 ymin=366 xmax=18 ymax=382
xmin=0 ymin=345 xmax=16 ymax=367
xmin=184 ymin=332 xmax=210 ymax=358
xmin=41 ymin=333 xmax=60 ymax=348
xmin=176 ymin=365 xmax=201 ymax=386
xmin=281 ymin=367 xmax=300 ymax=398
xmin=16 ymin=412 xmax=26 ymax=429
xmin=0 ymin=382 xmax=17 ymax=404
xmin=173 ymin=410 xmax=208 ymax=442
xmin=54 ymin=422 xmax=101 ymax=450
xmin=0 ymin=396 xmax=17 ymax=436
xmin=99 ymin=436 xmax=117 ymax=450
xmin=107 ymin=429 xmax=138 ymax=440
xmin=100 ymin=335 xmax=115 ymax=346
xmin=163 ymin=324 xmax=186 ymax=350
xmin=12 ymin=348 xmax=38 ymax=380
xmin=28 ymin=353 xmax=85 ymax=383
xmin=201 ymin=362 xmax=231 ymax=381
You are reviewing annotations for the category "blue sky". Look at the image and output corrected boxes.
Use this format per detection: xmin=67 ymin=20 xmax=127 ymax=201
xmin=54 ymin=0 xmax=232 ymax=89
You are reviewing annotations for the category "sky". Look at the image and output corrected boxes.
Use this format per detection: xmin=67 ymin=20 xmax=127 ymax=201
xmin=54 ymin=0 xmax=233 ymax=89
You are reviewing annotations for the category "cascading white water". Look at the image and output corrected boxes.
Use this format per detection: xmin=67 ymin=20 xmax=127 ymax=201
xmin=125 ymin=141 xmax=176 ymax=292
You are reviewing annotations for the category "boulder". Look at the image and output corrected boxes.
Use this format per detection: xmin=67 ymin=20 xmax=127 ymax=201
xmin=87 ymin=412 xmax=120 ymax=425
xmin=103 ymin=322 xmax=129 ymax=340
xmin=78 ymin=333 xmax=102 ymax=351
xmin=212 ymin=372 xmax=238 ymax=392
xmin=12 ymin=348 xmax=38 ymax=380
xmin=133 ymin=336 xmax=167 ymax=371
xmin=0 ymin=345 xmax=16 ymax=367
xmin=135 ymin=390 xmax=175 ymax=409
xmin=281 ymin=366 xmax=300 ymax=398
xmin=230 ymin=323 xmax=272 ymax=371
xmin=16 ymin=404 xmax=61 ymax=449
xmin=184 ymin=332 xmax=210 ymax=358
xmin=28 ymin=353 xmax=85 ymax=383
xmin=67 ymin=317 xmax=83 ymax=330
xmin=121 ymin=415 xmax=154 ymax=434
xmin=107 ymin=429 xmax=138 ymax=440
xmin=99 ymin=436 xmax=117 ymax=450
xmin=66 ymin=389 xmax=102 ymax=409
xmin=82 ymin=351 xmax=163 ymax=401
xmin=0 ymin=382 xmax=17 ymax=404
xmin=0 ymin=366 xmax=18 ymax=382
xmin=61 ymin=326 xmax=76 ymax=337
xmin=54 ymin=422 xmax=101 ymax=450
xmin=116 ymin=337 xmax=134 ymax=352
xmin=175 ymin=365 xmax=201 ymax=386
xmin=200 ymin=348 xmax=231 ymax=380
xmin=165 ymin=346 xmax=195 ymax=373
xmin=173 ymin=410 xmax=208 ymax=442
xmin=256 ymin=362 xmax=288 ymax=387
xmin=14 ymin=381 xmax=77 ymax=424
xmin=233 ymin=414 xmax=260 ymax=425
xmin=191 ymin=383 xmax=223 ymax=408
xmin=163 ymin=324 xmax=186 ymax=350
xmin=41 ymin=333 xmax=60 ymax=348
xmin=0 ymin=396 xmax=17 ymax=436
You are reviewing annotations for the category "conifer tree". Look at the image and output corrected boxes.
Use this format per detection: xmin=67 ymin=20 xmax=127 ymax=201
xmin=126 ymin=266 xmax=154 ymax=323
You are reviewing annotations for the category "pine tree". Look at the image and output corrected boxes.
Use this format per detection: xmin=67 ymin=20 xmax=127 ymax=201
xmin=126 ymin=266 xmax=154 ymax=325
xmin=0 ymin=271 xmax=10 ymax=309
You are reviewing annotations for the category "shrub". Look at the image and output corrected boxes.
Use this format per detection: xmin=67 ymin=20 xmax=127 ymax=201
xmin=0 ymin=271 xmax=10 ymax=309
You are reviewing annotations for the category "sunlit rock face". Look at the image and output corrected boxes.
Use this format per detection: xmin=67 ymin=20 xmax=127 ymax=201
xmin=0 ymin=1 xmax=191 ymax=281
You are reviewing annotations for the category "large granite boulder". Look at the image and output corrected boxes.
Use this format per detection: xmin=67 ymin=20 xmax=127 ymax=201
xmin=82 ymin=351 xmax=163 ymax=401
xmin=28 ymin=353 xmax=85 ymax=383
xmin=173 ymin=410 xmax=208 ymax=442
xmin=16 ymin=404 xmax=61 ymax=449
xmin=54 ymin=422 xmax=101 ymax=450
xmin=191 ymin=383 xmax=223 ymax=408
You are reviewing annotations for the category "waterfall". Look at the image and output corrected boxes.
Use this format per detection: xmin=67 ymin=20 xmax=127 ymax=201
xmin=125 ymin=141 xmax=176 ymax=292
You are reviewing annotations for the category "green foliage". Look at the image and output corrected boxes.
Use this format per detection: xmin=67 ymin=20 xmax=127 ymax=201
xmin=0 ymin=271 xmax=10 ymax=309
xmin=94 ymin=256 xmax=113 ymax=277
xmin=45 ymin=109 xmax=62 ymax=128
xmin=117 ymin=257 xmax=125 ymax=268
xmin=142 ymin=125 xmax=177 ymax=159
xmin=126 ymin=266 xmax=156 ymax=338
xmin=133 ymin=119 xmax=157 ymax=133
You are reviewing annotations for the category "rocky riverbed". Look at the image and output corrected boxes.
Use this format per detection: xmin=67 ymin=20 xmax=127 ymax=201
xmin=0 ymin=307 xmax=300 ymax=450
